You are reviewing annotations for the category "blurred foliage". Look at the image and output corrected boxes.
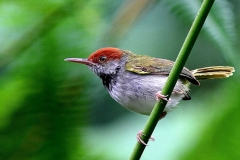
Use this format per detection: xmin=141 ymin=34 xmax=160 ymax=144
xmin=0 ymin=0 xmax=103 ymax=159
xmin=164 ymin=0 xmax=239 ymax=70
xmin=179 ymin=81 xmax=240 ymax=160
xmin=0 ymin=0 xmax=239 ymax=160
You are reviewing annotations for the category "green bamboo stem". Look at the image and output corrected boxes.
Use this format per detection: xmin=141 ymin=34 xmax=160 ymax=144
xmin=129 ymin=0 xmax=215 ymax=159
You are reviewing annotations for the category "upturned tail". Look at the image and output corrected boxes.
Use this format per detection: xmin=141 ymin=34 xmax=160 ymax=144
xmin=191 ymin=66 xmax=235 ymax=80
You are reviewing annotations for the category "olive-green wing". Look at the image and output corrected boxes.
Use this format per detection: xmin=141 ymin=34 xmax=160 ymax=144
xmin=125 ymin=55 xmax=199 ymax=85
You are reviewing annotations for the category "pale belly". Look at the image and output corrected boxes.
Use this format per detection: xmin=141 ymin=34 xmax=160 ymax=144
xmin=108 ymin=72 xmax=188 ymax=115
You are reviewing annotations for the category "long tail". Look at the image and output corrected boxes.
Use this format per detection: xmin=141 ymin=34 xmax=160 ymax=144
xmin=191 ymin=66 xmax=235 ymax=80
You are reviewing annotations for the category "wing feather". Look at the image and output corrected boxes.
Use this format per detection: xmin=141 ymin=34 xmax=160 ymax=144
xmin=125 ymin=54 xmax=199 ymax=85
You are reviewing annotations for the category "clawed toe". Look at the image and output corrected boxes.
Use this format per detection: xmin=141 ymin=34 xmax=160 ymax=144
xmin=136 ymin=130 xmax=155 ymax=146
xmin=156 ymin=91 xmax=170 ymax=102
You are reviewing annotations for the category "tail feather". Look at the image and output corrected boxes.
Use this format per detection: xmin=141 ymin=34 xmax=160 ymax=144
xmin=191 ymin=66 xmax=235 ymax=80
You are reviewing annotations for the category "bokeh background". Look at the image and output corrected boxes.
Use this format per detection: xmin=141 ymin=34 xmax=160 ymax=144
xmin=0 ymin=0 xmax=239 ymax=159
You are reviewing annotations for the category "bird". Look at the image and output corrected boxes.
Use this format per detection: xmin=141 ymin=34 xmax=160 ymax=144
xmin=65 ymin=47 xmax=234 ymax=144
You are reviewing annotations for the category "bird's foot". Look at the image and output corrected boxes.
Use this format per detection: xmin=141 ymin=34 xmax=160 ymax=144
xmin=136 ymin=130 xmax=155 ymax=146
xmin=156 ymin=91 xmax=171 ymax=102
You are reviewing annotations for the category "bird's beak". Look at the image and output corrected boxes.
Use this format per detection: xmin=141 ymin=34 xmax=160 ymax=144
xmin=64 ymin=58 xmax=94 ymax=66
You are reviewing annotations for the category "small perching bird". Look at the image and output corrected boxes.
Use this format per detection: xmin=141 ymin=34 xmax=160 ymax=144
xmin=65 ymin=47 xmax=235 ymax=144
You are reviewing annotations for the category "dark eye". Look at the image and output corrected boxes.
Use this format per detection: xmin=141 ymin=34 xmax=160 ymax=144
xmin=99 ymin=56 xmax=107 ymax=63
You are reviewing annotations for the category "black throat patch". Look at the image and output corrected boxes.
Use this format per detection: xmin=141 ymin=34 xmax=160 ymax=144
xmin=99 ymin=66 xmax=120 ymax=91
xmin=100 ymin=73 xmax=116 ymax=90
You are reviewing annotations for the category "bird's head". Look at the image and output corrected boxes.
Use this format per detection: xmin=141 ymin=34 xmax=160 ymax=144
xmin=65 ymin=47 xmax=125 ymax=77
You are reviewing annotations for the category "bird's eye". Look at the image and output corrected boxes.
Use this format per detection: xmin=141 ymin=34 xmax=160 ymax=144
xmin=99 ymin=56 xmax=107 ymax=63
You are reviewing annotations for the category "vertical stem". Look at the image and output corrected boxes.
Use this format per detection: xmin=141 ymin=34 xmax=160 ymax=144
xmin=129 ymin=0 xmax=215 ymax=159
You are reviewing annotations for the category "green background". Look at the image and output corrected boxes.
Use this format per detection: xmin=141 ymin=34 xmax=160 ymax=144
xmin=0 ymin=0 xmax=239 ymax=159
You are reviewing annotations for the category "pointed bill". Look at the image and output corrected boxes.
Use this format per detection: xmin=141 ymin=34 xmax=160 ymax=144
xmin=64 ymin=58 xmax=94 ymax=66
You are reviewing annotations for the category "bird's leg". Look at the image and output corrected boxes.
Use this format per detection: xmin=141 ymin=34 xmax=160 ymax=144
xmin=136 ymin=130 xmax=155 ymax=146
xmin=156 ymin=91 xmax=171 ymax=102
xmin=160 ymin=112 xmax=167 ymax=120
xmin=136 ymin=93 xmax=169 ymax=145
xmin=136 ymin=112 xmax=167 ymax=145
